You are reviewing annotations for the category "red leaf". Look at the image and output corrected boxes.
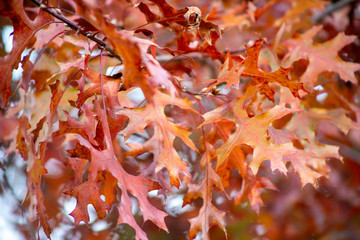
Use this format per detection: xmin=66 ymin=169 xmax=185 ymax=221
xmin=68 ymin=99 xmax=168 ymax=239
xmin=283 ymin=26 xmax=360 ymax=89
xmin=65 ymin=179 xmax=108 ymax=224
xmin=77 ymin=68 xmax=121 ymax=107
xmin=53 ymin=104 xmax=98 ymax=146
xmin=0 ymin=1 xmax=51 ymax=107
xmin=27 ymin=141 xmax=51 ymax=238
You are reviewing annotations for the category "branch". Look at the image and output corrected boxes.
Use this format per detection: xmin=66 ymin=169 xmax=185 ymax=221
xmin=314 ymin=0 xmax=355 ymax=23
xmin=30 ymin=0 xmax=122 ymax=63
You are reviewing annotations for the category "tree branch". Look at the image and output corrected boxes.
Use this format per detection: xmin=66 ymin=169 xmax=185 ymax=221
xmin=314 ymin=0 xmax=355 ymax=23
xmin=30 ymin=0 xmax=122 ymax=63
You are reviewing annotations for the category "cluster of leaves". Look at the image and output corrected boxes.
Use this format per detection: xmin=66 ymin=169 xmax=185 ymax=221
xmin=0 ymin=0 xmax=360 ymax=239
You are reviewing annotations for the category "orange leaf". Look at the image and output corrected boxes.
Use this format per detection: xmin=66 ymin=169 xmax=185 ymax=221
xmin=242 ymin=39 xmax=306 ymax=101
xmin=202 ymin=95 xmax=297 ymax=175
xmin=207 ymin=39 xmax=306 ymax=101
xmin=118 ymin=90 xmax=197 ymax=187
xmin=234 ymin=172 xmax=277 ymax=214
xmin=184 ymin=143 xmax=227 ymax=239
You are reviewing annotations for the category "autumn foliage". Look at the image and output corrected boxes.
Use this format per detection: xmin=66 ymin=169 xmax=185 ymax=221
xmin=1 ymin=0 xmax=360 ymax=239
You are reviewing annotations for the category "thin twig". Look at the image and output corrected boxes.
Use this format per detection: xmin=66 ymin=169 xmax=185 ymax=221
xmin=314 ymin=0 xmax=355 ymax=23
xmin=29 ymin=0 xmax=122 ymax=63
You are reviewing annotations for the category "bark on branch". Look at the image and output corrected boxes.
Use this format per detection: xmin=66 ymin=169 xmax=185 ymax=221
xmin=30 ymin=0 xmax=122 ymax=63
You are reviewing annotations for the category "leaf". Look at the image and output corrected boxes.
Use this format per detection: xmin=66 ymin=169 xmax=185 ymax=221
xmin=234 ymin=171 xmax=277 ymax=214
xmin=205 ymin=51 xmax=244 ymax=90
xmin=202 ymin=94 xmax=297 ymax=176
xmin=99 ymin=171 xmax=118 ymax=207
xmin=67 ymin=99 xmax=168 ymax=240
xmin=53 ymin=104 xmax=98 ymax=146
xmin=0 ymin=1 xmax=51 ymax=107
xmin=118 ymin=90 xmax=197 ymax=187
xmin=202 ymin=118 xmax=247 ymax=185
xmin=73 ymin=2 xmax=181 ymax=100
xmin=27 ymin=154 xmax=51 ymax=237
xmin=53 ymin=56 xmax=86 ymax=79
xmin=275 ymin=109 xmax=346 ymax=186
xmin=49 ymin=79 xmax=64 ymax=123
xmin=16 ymin=116 xmax=31 ymax=160
xmin=33 ymin=22 xmax=65 ymax=51
xmin=283 ymin=152 xmax=325 ymax=187
xmin=188 ymin=202 xmax=226 ymax=240
xmin=203 ymin=94 xmax=342 ymax=187
xmin=64 ymin=179 xmax=108 ymax=224
xmin=242 ymin=39 xmax=306 ymax=101
xmin=66 ymin=156 xmax=88 ymax=185
xmin=22 ymin=132 xmax=51 ymax=237
xmin=283 ymin=26 xmax=360 ymax=89
xmin=216 ymin=145 xmax=247 ymax=187
xmin=31 ymin=116 xmax=46 ymax=144
xmin=104 ymin=28 xmax=178 ymax=98
xmin=271 ymin=108 xmax=353 ymax=187
xmin=16 ymin=116 xmax=52 ymax=237
xmin=207 ymin=39 xmax=306 ymax=101
xmin=184 ymin=142 xmax=227 ymax=240
xmin=76 ymin=68 xmax=121 ymax=107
